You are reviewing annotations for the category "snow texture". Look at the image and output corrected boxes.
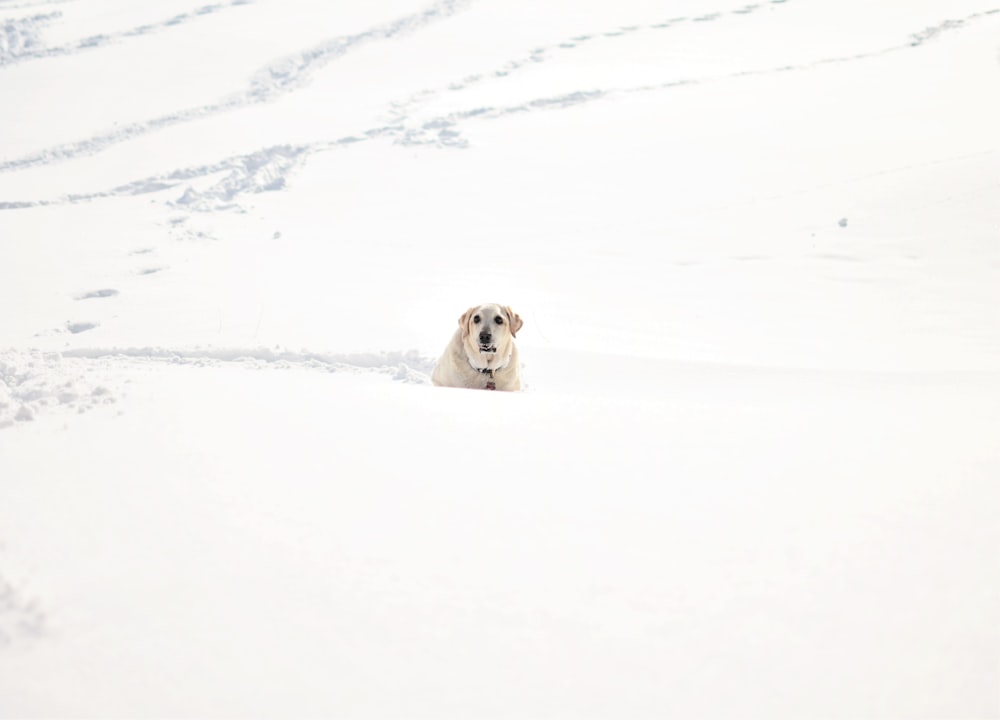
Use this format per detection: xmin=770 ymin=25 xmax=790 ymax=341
xmin=1 ymin=0 xmax=999 ymax=717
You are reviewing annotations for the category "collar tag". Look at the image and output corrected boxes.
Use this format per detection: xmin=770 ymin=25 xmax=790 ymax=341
xmin=471 ymin=356 xmax=510 ymax=389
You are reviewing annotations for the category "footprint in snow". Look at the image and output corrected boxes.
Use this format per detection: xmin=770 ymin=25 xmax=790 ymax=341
xmin=652 ymin=17 xmax=690 ymax=28
xmin=75 ymin=289 xmax=119 ymax=300
xmin=66 ymin=321 xmax=98 ymax=334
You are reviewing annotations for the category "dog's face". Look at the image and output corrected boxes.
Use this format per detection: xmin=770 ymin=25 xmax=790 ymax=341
xmin=459 ymin=303 xmax=523 ymax=358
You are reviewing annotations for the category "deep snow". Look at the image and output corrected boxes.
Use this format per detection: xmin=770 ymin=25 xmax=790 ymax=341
xmin=2 ymin=0 xmax=999 ymax=717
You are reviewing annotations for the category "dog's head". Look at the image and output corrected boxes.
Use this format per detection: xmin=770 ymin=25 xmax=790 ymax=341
xmin=458 ymin=303 xmax=523 ymax=357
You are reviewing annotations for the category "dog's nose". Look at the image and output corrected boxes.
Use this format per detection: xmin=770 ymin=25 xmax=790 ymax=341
xmin=479 ymin=331 xmax=492 ymax=343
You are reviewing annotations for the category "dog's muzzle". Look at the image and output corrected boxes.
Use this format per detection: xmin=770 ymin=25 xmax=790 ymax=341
xmin=478 ymin=333 xmax=495 ymax=353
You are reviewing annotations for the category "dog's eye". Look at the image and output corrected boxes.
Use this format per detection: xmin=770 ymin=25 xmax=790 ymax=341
xmin=473 ymin=315 xmax=481 ymax=324
xmin=494 ymin=316 xmax=503 ymax=325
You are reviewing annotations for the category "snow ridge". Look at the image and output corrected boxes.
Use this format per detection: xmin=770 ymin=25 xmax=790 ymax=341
xmin=60 ymin=346 xmax=435 ymax=378
xmin=0 ymin=350 xmax=118 ymax=428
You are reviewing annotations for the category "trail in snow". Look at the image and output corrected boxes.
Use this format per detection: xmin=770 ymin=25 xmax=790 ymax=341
xmin=0 ymin=11 xmax=57 ymax=64
xmin=61 ymin=346 xmax=435 ymax=377
xmin=383 ymin=5 xmax=1000 ymax=148
xmin=1 ymin=3 xmax=997 ymax=210
xmin=0 ymin=1 xmax=251 ymax=67
xmin=0 ymin=0 xmax=473 ymax=175
xmin=0 ymin=348 xmax=434 ymax=429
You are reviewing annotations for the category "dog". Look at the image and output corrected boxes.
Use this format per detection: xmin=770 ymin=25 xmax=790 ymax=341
xmin=432 ymin=304 xmax=523 ymax=391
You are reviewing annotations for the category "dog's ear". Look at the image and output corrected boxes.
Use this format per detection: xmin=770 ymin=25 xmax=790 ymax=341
xmin=504 ymin=306 xmax=524 ymax=338
xmin=458 ymin=307 xmax=476 ymax=339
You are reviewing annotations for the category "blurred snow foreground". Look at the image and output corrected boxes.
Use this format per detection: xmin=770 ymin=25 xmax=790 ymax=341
xmin=1 ymin=0 xmax=999 ymax=717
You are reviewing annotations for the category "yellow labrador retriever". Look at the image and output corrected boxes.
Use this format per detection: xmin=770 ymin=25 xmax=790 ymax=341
xmin=432 ymin=304 xmax=523 ymax=391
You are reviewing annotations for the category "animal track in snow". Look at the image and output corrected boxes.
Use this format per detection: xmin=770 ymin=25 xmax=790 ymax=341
xmin=75 ymin=288 xmax=119 ymax=300
xmin=908 ymin=11 xmax=1000 ymax=47
xmin=0 ymin=1 xmax=251 ymax=68
xmin=170 ymin=144 xmax=309 ymax=211
xmin=383 ymin=0 xmax=791 ymax=137
xmin=0 ymin=11 xmax=60 ymax=65
xmin=0 ymin=0 xmax=472 ymax=175
xmin=383 ymin=0 xmax=999 ymax=152
xmin=390 ymin=4 xmax=1000 ymax=150
xmin=66 ymin=321 xmax=98 ymax=334
xmin=0 ymin=144 xmax=320 ymax=211
xmin=3 ymin=0 xmax=998 ymax=213
xmin=0 ymin=0 xmax=74 ymax=9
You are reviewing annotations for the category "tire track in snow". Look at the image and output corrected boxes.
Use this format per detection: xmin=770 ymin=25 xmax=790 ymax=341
xmin=0 ymin=0 xmax=472 ymax=175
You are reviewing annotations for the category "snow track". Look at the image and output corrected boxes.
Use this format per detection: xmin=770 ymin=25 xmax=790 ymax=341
xmin=0 ymin=347 xmax=433 ymax=429
xmin=0 ymin=2 xmax=251 ymax=68
xmin=2 ymin=1 xmax=998 ymax=209
xmin=0 ymin=0 xmax=473 ymax=176
xmin=61 ymin=346 xmax=435 ymax=378
xmin=0 ymin=10 xmax=57 ymax=64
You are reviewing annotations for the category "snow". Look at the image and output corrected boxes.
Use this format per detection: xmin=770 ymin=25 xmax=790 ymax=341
xmin=2 ymin=0 xmax=999 ymax=717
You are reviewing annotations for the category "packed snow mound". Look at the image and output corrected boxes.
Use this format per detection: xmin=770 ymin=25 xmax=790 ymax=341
xmin=0 ymin=351 xmax=119 ymax=428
